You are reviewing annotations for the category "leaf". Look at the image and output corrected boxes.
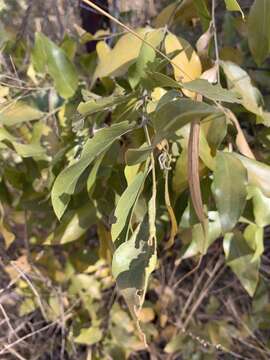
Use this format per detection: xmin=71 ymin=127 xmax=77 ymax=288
xmin=112 ymin=221 xmax=157 ymax=344
xmin=111 ymin=170 xmax=146 ymax=242
xmin=182 ymin=79 xmax=242 ymax=103
xmin=147 ymin=71 xmax=182 ymax=89
xmin=234 ymin=153 xmax=270 ymax=197
xmin=93 ymin=29 xmax=162 ymax=80
xmin=221 ymin=61 xmax=263 ymax=116
xmin=248 ymin=186 xmax=270 ymax=227
xmin=32 ymin=32 xmax=78 ymax=99
xmin=224 ymin=0 xmax=245 ymax=19
xmin=78 ymin=93 xmax=132 ymax=116
xmin=129 ymin=29 xmax=164 ymax=88
xmin=125 ymin=146 xmax=153 ymax=166
xmin=182 ymin=211 xmax=222 ymax=259
xmin=51 ymin=121 xmax=135 ymax=220
xmin=12 ymin=142 xmax=47 ymax=159
xmin=153 ymin=96 xmax=220 ymax=140
xmin=212 ymin=152 xmax=247 ymax=233
xmin=172 ymin=147 xmax=189 ymax=194
xmin=193 ymin=0 xmax=211 ymax=30
xmin=74 ymin=326 xmax=103 ymax=345
xmin=244 ymin=224 xmax=264 ymax=262
xmin=248 ymin=0 xmax=270 ymax=65
xmin=0 ymin=102 xmax=44 ymax=126
xmin=165 ymin=33 xmax=202 ymax=98
xmin=87 ymin=153 xmax=105 ymax=195
xmin=44 ymin=203 xmax=96 ymax=245
xmin=223 ymin=231 xmax=260 ymax=296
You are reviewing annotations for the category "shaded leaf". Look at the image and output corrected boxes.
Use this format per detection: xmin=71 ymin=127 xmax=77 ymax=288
xmin=111 ymin=170 xmax=147 ymax=242
xmin=112 ymin=221 xmax=157 ymax=343
xmin=212 ymin=152 xmax=247 ymax=233
xmin=74 ymin=326 xmax=103 ymax=345
xmin=153 ymin=96 xmax=220 ymax=139
xmin=223 ymin=231 xmax=259 ymax=296
xmin=125 ymin=146 xmax=152 ymax=166
xmin=52 ymin=121 xmax=135 ymax=219
xmin=45 ymin=203 xmax=96 ymax=245
xmin=78 ymin=93 xmax=132 ymax=116
xmin=248 ymin=0 xmax=270 ymax=65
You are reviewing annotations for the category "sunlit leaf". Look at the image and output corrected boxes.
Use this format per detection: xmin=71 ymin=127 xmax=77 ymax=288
xmin=182 ymin=79 xmax=242 ymax=103
xmin=224 ymin=0 xmax=245 ymax=19
xmin=248 ymin=186 xmax=270 ymax=227
xmin=165 ymin=32 xmax=202 ymax=97
xmin=129 ymin=29 xmax=164 ymax=88
xmin=93 ymin=29 xmax=162 ymax=80
xmin=32 ymin=32 xmax=78 ymax=98
xmin=0 ymin=101 xmax=44 ymax=126
xmin=244 ymin=223 xmax=264 ymax=262
xmin=221 ymin=61 xmax=263 ymax=116
xmin=234 ymin=153 xmax=270 ymax=197
xmin=212 ymin=152 xmax=247 ymax=233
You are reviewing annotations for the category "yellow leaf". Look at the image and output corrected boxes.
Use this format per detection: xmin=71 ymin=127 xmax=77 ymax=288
xmin=93 ymin=28 xmax=163 ymax=80
xmin=165 ymin=33 xmax=202 ymax=98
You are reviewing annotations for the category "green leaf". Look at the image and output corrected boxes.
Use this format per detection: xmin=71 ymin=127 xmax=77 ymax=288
xmin=125 ymin=146 xmax=152 ymax=166
xmin=44 ymin=203 xmax=96 ymax=245
xmin=234 ymin=153 xmax=270 ymax=197
xmin=248 ymin=186 xmax=270 ymax=227
xmin=182 ymin=79 xmax=242 ymax=103
xmin=193 ymin=0 xmax=211 ymax=30
xmin=129 ymin=30 xmax=164 ymax=89
xmin=212 ymin=152 xmax=247 ymax=233
xmin=221 ymin=61 xmax=263 ymax=116
xmin=32 ymin=32 xmax=78 ymax=99
xmin=224 ymin=0 xmax=244 ymax=19
xmin=112 ymin=221 xmax=157 ymax=340
xmin=87 ymin=153 xmax=105 ymax=195
xmin=153 ymin=96 xmax=220 ymax=139
xmin=172 ymin=148 xmax=189 ymax=194
xmin=0 ymin=101 xmax=44 ymax=126
xmin=248 ymin=0 xmax=270 ymax=65
xmin=74 ymin=326 xmax=103 ymax=346
xmin=78 ymin=93 xmax=132 ymax=116
xmin=111 ymin=170 xmax=147 ymax=242
xmin=51 ymin=121 xmax=135 ymax=220
xmin=244 ymin=224 xmax=264 ymax=262
xmin=223 ymin=231 xmax=260 ymax=296
xmin=182 ymin=211 xmax=222 ymax=259
xmin=146 ymin=71 xmax=182 ymax=89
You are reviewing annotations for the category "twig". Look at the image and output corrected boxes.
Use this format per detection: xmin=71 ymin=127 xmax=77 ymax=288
xmin=211 ymin=0 xmax=220 ymax=83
